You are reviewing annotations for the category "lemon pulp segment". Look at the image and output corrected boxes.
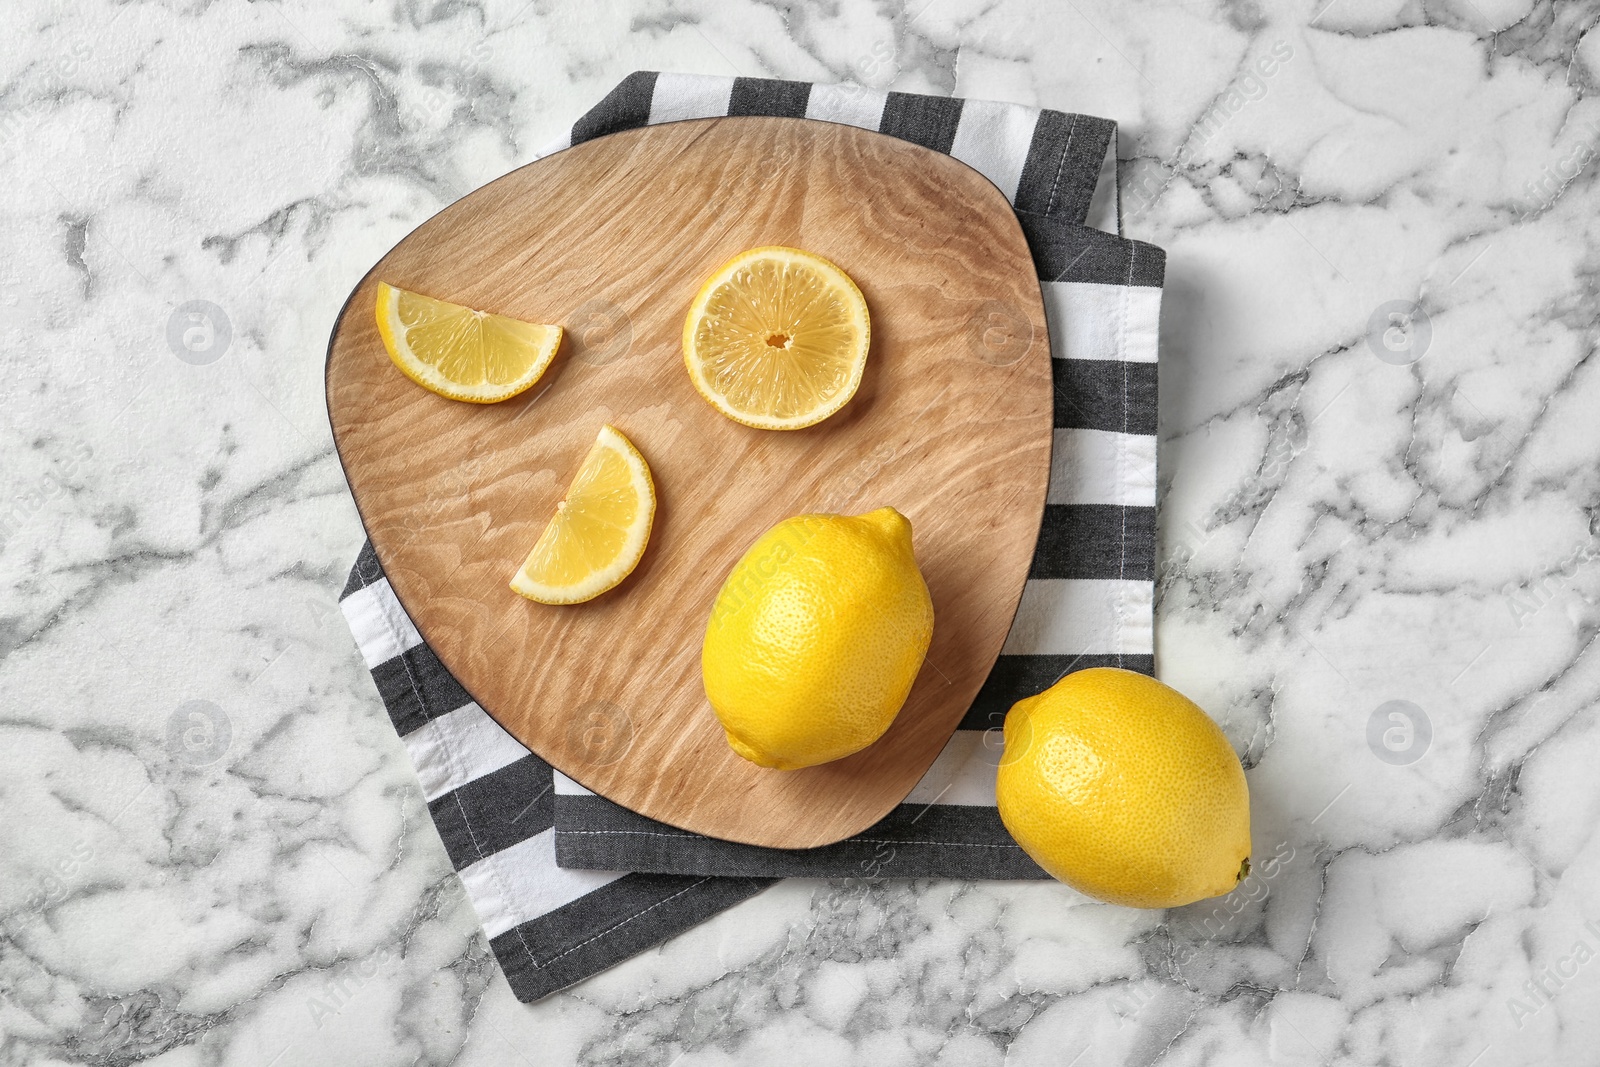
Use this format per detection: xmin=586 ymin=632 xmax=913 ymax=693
xmin=509 ymin=425 xmax=655 ymax=604
xmin=375 ymin=281 xmax=562 ymax=403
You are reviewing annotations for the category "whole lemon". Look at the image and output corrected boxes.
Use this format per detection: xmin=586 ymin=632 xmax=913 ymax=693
xmin=996 ymin=668 xmax=1251 ymax=908
xmin=702 ymin=507 xmax=934 ymax=770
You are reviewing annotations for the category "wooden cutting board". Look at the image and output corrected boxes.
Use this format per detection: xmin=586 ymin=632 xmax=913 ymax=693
xmin=326 ymin=116 xmax=1051 ymax=848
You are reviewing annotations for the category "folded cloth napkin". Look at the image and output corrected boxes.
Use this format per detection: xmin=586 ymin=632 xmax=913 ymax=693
xmin=339 ymin=72 xmax=1163 ymax=1001
xmin=340 ymin=549 xmax=771 ymax=1002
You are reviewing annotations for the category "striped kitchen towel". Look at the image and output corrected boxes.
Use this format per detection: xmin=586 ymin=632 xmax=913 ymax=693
xmin=339 ymin=72 xmax=1159 ymax=1001
xmin=339 ymin=547 xmax=772 ymax=1003
xmin=539 ymin=71 xmax=1120 ymax=231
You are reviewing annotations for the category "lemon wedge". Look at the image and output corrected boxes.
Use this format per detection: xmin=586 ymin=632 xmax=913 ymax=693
xmin=510 ymin=425 xmax=656 ymax=604
xmin=375 ymin=281 xmax=562 ymax=403
xmin=683 ymin=246 xmax=870 ymax=430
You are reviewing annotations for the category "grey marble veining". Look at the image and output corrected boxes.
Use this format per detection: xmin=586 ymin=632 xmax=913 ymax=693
xmin=4 ymin=0 xmax=1600 ymax=1064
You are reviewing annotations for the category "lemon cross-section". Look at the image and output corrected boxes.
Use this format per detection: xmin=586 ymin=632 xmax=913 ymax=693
xmin=510 ymin=425 xmax=656 ymax=605
xmin=375 ymin=281 xmax=563 ymax=403
xmin=683 ymin=246 xmax=871 ymax=430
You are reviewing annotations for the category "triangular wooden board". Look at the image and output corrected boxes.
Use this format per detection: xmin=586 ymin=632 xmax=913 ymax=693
xmin=326 ymin=116 xmax=1051 ymax=848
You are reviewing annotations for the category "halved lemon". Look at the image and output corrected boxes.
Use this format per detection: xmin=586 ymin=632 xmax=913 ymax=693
xmin=375 ymin=281 xmax=563 ymax=403
xmin=510 ymin=425 xmax=656 ymax=605
xmin=683 ymin=246 xmax=870 ymax=430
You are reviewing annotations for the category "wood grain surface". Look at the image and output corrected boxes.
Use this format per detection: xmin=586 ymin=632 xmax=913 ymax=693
xmin=326 ymin=116 xmax=1052 ymax=848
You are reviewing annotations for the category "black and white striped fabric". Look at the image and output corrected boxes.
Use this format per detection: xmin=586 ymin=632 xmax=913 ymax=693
xmin=340 ymin=73 xmax=1162 ymax=1000
xmin=339 ymin=547 xmax=772 ymax=1003
xmin=537 ymin=71 xmax=1117 ymax=228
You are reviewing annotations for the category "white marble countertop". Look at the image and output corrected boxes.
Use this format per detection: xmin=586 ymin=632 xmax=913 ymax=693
xmin=5 ymin=0 xmax=1600 ymax=1063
